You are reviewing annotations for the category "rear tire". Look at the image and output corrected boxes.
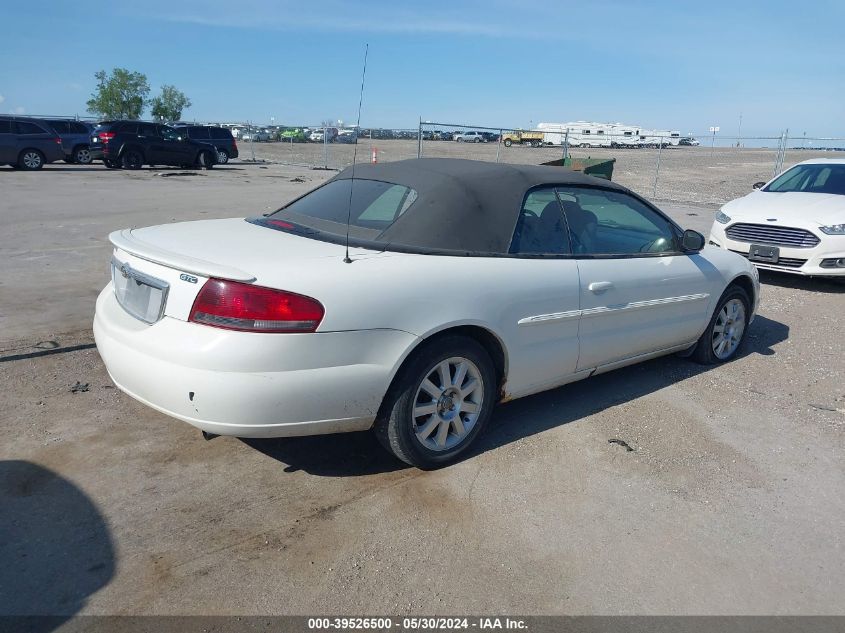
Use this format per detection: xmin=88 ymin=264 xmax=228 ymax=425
xmin=216 ymin=149 xmax=229 ymax=164
xmin=691 ymin=285 xmax=751 ymax=364
xmin=374 ymin=335 xmax=497 ymax=469
xmin=503 ymin=139 xmax=512 ymax=147
xmin=196 ymin=150 xmax=214 ymax=169
xmin=73 ymin=146 xmax=93 ymax=165
xmin=18 ymin=149 xmax=45 ymax=170
xmin=121 ymin=148 xmax=143 ymax=170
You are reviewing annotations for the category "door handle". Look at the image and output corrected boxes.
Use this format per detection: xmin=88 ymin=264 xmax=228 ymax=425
xmin=588 ymin=281 xmax=614 ymax=293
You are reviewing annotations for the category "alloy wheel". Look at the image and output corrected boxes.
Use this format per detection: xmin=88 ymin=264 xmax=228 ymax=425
xmin=712 ymin=298 xmax=746 ymax=360
xmin=22 ymin=151 xmax=42 ymax=169
xmin=412 ymin=357 xmax=484 ymax=452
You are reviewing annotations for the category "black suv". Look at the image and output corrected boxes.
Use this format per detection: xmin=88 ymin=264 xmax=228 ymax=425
xmin=0 ymin=116 xmax=65 ymax=169
xmin=90 ymin=121 xmax=218 ymax=169
xmin=174 ymin=125 xmax=238 ymax=163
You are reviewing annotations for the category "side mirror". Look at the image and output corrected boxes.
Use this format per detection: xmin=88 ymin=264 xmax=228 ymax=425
xmin=681 ymin=229 xmax=705 ymax=252
xmin=752 ymin=181 xmax=766 ymax=190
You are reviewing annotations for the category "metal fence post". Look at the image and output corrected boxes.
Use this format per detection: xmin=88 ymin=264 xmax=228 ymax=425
xmin=417 ymin=117 xmax=422 ymax=158
xmin=495 ymin=129 xmax=502 ymax=163
xmin=323 ymin=125 xmax=328 ymax=169
xmin=249 ymin=121 xmax=255 ymax=162
xmin=562 ymin=128 xmax=570 ymax=160
xmin=652 ymin=136 xmax=664 ymax=198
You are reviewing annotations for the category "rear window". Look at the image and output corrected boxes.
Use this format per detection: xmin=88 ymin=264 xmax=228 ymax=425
xmin=210 ymin=128 xmax=232 ymax=140
xmin=267 ymin=179 xmax=418 ymax=239
xmin=117 ymin=122 xmax=138 ymax=134
xmin=48 ymin=121 xmax=70 ymax=134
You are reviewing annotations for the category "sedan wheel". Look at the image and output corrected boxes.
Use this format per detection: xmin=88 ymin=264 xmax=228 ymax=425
xmin=19 ymin=150 xmax=44 ymax=170
xmin=73 ymin=147 xmax=93 ymax=165
xmin=375 ymin=335 xmax=496 ymax=468
xmin=691 ymin=285 xmax=750 ymax=364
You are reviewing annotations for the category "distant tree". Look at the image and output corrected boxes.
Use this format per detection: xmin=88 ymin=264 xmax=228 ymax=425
xmin=150 ymin=85 xmax=192 ymax=122
xmin=86 ymin=68 xmax=150 ymax=119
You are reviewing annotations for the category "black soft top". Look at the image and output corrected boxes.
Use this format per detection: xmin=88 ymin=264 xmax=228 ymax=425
xmin=328 ymin=158 xmax=628 ymax=254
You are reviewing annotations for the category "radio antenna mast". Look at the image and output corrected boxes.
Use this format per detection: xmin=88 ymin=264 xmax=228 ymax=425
xmin=343 ymin=43 xmax=369 ymax=264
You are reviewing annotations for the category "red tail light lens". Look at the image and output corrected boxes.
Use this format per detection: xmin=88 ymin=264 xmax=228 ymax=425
xmin=98 ymin=132 xmax=115 ymax=143
xmin=54 ymin=137 xmax=62 ymax=145
xmin=189 ymin=279 xmax=324 ymax=333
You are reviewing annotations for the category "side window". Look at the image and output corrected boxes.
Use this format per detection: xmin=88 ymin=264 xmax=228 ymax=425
xmin=558 ymin=187 xmax=678 ymax=255
xmin=211 ymin=128 xmax=230 ymax=140
xmin=509 ymin=188 xmax=571 ymax=255
xmin=49 ymin=121 xmax=70 ymax=134
xmin=118 ymin=123 xmax=138 ymax=135
xmin=15 ymin=121 xmax=48 ymax=135
xmin=0 ymin=120 xmax=11 ymax=134
xmin=138 ymin=123 xmax=158 ymax=137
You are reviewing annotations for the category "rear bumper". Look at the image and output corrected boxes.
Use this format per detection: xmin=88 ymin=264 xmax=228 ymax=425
xmin=709 ymin=223 xmax=845 ymax=277
xmin=93 ymin=285 xmax=417 ymax=437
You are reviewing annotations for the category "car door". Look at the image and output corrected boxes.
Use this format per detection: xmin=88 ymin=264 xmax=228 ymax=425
xmin=163 ymin=126 xmax=196 ymax=164
xmin=505 ymin=187 xmax=583 ymax=396
xmin=559 ymin=186 xmax=716 ymax=371
xmin=136 ymin=123 xmax=162 ymax=163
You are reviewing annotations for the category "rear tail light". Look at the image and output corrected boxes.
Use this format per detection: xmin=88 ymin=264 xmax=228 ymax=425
xmin=98 ymin=132 xmax=115 ymax=143
xmin=233 ymin=138 xmax=238 ymax=151
xmin=54 ymin=137 xmax=62 ymax=145
xmin=189 ymin=279 xmax=324 ymax=333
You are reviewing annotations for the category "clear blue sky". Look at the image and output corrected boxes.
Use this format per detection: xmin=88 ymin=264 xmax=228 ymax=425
xmin=1 ymin=0 xmax=843 ymax=137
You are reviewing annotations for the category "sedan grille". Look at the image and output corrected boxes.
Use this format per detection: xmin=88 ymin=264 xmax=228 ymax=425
xmin=725 ymin=223 xmax=820 ymax=248
xmin=729 ymin=250 xmax=807 ymax=268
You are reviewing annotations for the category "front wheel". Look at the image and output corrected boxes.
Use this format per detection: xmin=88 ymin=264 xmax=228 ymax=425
xmin=691 ymin=285 xmax=751 ymax=364
xmin=375 ymin=336 xmax=497 ymax=469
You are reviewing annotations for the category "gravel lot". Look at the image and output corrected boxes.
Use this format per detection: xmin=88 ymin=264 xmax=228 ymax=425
xmin=1 ymin=161 xmax=843 ymax=617
xmin=238 ymin=138 xmax=845 ymax=206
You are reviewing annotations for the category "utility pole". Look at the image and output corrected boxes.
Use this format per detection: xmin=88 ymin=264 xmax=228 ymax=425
xmin=737 ymin=113 xmax=743 ymax=148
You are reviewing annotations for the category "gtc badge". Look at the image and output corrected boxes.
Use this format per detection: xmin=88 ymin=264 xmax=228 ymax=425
xmin=180 ymin=273 xmax=198 ymax=284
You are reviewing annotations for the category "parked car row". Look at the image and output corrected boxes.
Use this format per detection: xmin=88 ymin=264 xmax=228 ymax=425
xmin=0 ymin=116 xmax=240 ymax=170
xmin=0 ymin=115 xmax=95 ymax=169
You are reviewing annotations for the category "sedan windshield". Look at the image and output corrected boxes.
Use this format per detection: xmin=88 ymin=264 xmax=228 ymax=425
xmin=765 ymin=164 xmax=845 ymax=195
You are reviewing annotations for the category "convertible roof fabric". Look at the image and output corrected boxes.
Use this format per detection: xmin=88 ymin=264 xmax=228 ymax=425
xmin=330 ymin=158 xmax=627 ymax=254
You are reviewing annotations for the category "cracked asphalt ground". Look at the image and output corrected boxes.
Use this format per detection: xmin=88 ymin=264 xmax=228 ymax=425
xmin=1 ymin=162 xmax=843 ymax=615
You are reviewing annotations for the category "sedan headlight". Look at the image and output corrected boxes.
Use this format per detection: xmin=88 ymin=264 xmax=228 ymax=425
xmin=715 ymin=210 xmax=731 ymax=224
xmin=819 ymin=223 xmax=845 ymax=235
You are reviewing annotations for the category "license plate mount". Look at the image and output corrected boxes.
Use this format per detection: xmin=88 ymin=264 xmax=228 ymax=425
xmin=748 ymin=244 xmax=779 ymax=263
xmin=111 ymin=258 xmax=169 ymax=324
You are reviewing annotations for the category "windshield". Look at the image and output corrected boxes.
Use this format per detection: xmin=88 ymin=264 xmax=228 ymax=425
xmin=765 ymin=164 xmax=845 ymax=195
xmin=266 ymin=179 xmax=418 ymax=240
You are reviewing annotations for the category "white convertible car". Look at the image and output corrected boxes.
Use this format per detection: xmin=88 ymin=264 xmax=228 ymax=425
xmin=95 ymin=158 xmax=759 ymax=468
xmin=709 ymin=158 xmax=845 ymax=276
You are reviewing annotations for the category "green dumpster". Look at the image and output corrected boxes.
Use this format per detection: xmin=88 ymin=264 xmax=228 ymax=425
xmin=542 ymin=157 xmax=615 ymax=181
